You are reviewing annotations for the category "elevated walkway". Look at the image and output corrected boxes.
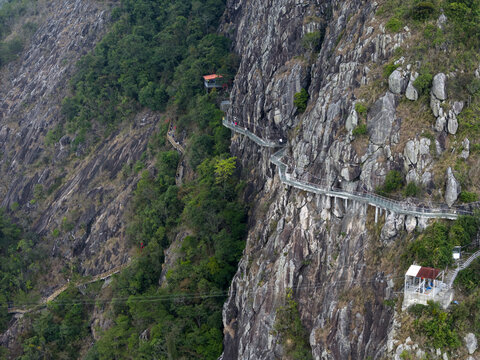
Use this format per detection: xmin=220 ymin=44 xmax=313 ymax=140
xmin=445 ymin=249 xmax=480 ymax=288
xmin=7 ymin=264 xmax=127 ymax=315
xmin=223 ymin=118 xmax=472 ymax=220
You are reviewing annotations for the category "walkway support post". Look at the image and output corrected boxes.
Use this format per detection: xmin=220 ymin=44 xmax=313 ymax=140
xmin=375 ymin=207 xmax=378 ymax=223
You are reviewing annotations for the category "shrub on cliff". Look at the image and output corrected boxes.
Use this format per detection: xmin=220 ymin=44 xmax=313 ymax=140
xmin=294 ymin=88 xmax=309 ymax=113
xmin=273 ymin=289 xmax=313 ymax=360
xmin=410 ymin=1 xmax=436 ymax=20
xmin=413 ymin=71 xmax=433 ymax=95
xmin=302 ymin=30 xmax=325 ymax=53
xmin=378 ymin=170 xmax=404 ymax=194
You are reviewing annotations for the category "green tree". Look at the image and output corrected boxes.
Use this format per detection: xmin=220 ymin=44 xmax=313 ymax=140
xmin=214 ymin=157 xmax=236 ymax=185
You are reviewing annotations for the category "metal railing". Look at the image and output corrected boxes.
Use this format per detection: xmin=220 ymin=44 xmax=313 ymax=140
xmin=223 ymin=118 xmax=475 ymax=220
xmin=447 ymin=249 xmax=480 ymax=287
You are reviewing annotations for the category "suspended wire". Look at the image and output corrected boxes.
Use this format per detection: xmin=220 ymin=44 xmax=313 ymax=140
xmin=9 ymin=272 xmax=405 ymax=310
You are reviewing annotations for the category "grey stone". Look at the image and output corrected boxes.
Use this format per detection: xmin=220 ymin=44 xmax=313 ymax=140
xmin=405 ymin=72 xmax=418 ymax=100
xmin=418 ymin=217 xmax=429 ymax=230
xmin=388 ymin=69 xmax=406 ymax=94
xmin=432 ymin=73 xmax=447 ymax=100
xmin=447 ymin=111 xmax=458 ymax=135
xmin=367 ymin=92 xmax=397 ymax=145
xmin=406 ymin=169 xmax=419 ymax=183
xmin=442 ymin=353 xmax=448 ymax=360
xmin=435 ymin=116 xmax=447 ymax=132
xmin=419 ymin=138 xmax=431 ymax=156
xmin=437 ymin=13 xmax=447 ymax=29
xmin=453 ymin=101 xmax=464 ymax=115
xmin=445 ymin=167 xmax=461 ymax=207
xmin=415 ymin=349 xmax=426 ymax=359
xmin=381 ymin=212 xmax=398 ymax=241
xmin=345 ymin=107 xmax=358 ymax=132
xmin=395 ymin=215 xmax=405 ymax=231
xmin=431 ymin=96 xmax=442 ymax=117
xmin=405 ymin=216 xmax=417 ymax=233
xmin=461 ymin=138 xmax=470 ymax=159
xmin=421 ymin=171 xmax=433 ymax=188
xmin=465 ymin=333 xmax=477 ymax=355
xmin=404 ymin=140 xmax=418 ymax=165
xmin=435 ymin=139 xmax=444 ymax=155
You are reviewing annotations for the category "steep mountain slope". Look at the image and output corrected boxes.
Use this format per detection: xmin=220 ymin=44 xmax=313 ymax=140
xmin=220 ymin=0 xmax=479 ymax=359
xmin=0 ymin=0 xmax=155 ymax=282
xmin=0 ymin=0 xmax=479 ymax=358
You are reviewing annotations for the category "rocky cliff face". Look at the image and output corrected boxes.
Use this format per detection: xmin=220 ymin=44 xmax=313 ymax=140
xmin=0 ymin=0 xmax=156 ymax=280
xmin=220 ymin=1 xmax=420 ymax=359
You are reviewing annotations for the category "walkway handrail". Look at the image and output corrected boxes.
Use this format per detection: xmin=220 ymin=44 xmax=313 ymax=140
xmin=447 ymin=249 xmax=480 ymax=287
xmin=223 ymin=118 xmax=474 ymax=220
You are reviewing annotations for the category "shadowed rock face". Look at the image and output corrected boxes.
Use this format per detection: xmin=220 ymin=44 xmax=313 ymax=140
xmin=220 ymin=0 xmax=409 ymax=359
xmin=0 ymin=0 xmax=158 ymax=277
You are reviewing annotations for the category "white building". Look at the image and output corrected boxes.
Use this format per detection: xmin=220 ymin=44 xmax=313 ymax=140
xmin=402 ymin=265 xmax=453 ymax=310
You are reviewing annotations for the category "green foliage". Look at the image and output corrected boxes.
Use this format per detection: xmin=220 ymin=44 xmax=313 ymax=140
xmin=413 ymin=71 xmax=433 ymax=96
xmin=62 ymin=0 xmax=233 ymax=145
xmin=458 ymin=101 xmax=480 ymax=137
xmin=294 ymin=88 xmax=309 ymax=113
xmin=90 ymin=80 xmax=246 ymax=358
xmin=404 ymin=182 xmax=421 ymax=197
xmin=273 ymin=289 xmax=313 ymax=360
xmin=355 ymin=102 xmax=368 ymax=116
xmin=450 ymin=288 xmax=480 ymax=334
xmin=19 ymin=288 xmax=90 ymax=359
xmin=455 ymin=258 xmax=480 ymax=294
xmin=33 ymin=184 xmax=44 ymax=201
xmin=44 ymin=124 xmax=64 ymax=146
xmin=413 ymin=301 xmax=461 ymax=349
xmin=377 ymin=170 xmax=404 ymax=195
xmin=0 ymin=36 xmax=24 ymax=67
xmin=214 ymin=156 xmax=237 ymax=185
xmin=445 ymin=0 xmax=480 ymax=48
xmin=301 ymin=30 xmax=325 ymax=53
xmin=94 ymin=147 xmax=246 ymax=359
xmin=459 ymin=191 xmax=479 ymax=203
xmin=383 ymin=62 xmax=399 ymax=78
xmin=352 ymin=123 xmax=368 ymax=136
xmin=385 ymin=17 xmax=403 ymax=32
xmin=406 ymin=215 xmax=479 ymax=268
xmin=0 ymin=210 xmax=39 ymax=330
xmin=409 ymin=290 xmax=480 ymax=348
xmin=0 ymin=0 xmax=37 ymax=69
xmin=410 ymin=1 xmax=436 ymax=20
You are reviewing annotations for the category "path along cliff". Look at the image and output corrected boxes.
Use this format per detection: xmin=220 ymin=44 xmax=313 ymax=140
xmin=218 ymin=0 xmax=478 ymax=358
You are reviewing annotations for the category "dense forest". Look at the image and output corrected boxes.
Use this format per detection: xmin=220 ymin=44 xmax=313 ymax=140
xmin=1 ymin=0 xmax=247 ymax=358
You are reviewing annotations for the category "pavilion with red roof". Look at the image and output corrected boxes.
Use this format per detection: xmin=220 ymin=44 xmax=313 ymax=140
xmin=402 ymin=264 xmax=453 ymax=309
xmin=203 ymin=74 xmax=223 ymax=89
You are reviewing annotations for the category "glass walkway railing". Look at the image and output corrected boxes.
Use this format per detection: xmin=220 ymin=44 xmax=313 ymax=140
xmin=223 ymin=118 xmax=473 ymax=220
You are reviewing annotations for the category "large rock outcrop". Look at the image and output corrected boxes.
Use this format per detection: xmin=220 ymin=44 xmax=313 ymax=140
xmin=220 ymin=1 xmax=410 ymax=358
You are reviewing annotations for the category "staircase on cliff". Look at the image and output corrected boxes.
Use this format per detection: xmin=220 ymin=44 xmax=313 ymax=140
xmin=445 ymin=248 xmax=480 ymax=288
